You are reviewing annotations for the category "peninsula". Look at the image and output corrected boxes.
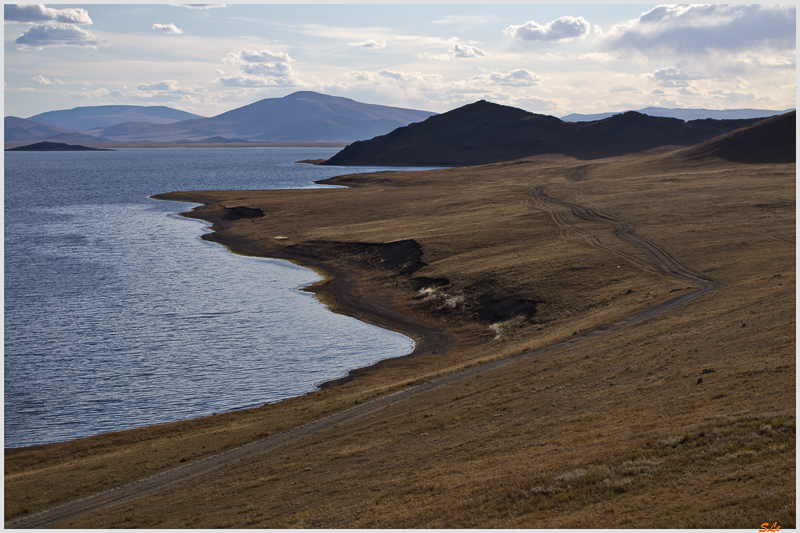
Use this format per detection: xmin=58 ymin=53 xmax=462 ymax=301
xmin=5 ymin=141 xmax=114 ymax=152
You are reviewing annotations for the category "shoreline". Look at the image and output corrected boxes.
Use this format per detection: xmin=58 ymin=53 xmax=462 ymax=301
xmin=4 ymin=191 xmax=455 ymax=453
xmin=5 ymin=154 xmax=795 ymax=527
xmin=3 ymin=141 xmax=348 ymax=150
xmin=156 ymin=194 xmax=457 ymax=390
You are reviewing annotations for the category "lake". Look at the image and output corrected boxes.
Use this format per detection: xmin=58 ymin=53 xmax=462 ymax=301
xmin=4 ymin=147 xmax=420 ymax=448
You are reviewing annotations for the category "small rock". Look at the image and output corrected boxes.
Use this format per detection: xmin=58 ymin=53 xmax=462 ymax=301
xmin=697 ymin=377 xmax=703 ymax=384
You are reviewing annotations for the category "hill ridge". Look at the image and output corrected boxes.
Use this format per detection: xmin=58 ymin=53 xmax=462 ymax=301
xmin=323 ymin=100 xmax=764 ymax=166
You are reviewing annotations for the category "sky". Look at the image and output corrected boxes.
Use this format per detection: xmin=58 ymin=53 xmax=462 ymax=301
xmin=3 ymin=3 xmax=797 ymax=119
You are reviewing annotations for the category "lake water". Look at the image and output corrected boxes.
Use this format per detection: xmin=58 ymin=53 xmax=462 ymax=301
xmin=4 ymin=147 xmax=420 ymax=448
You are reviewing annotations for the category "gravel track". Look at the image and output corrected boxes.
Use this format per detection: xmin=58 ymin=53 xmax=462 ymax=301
xmin=7 ymin=184 xmax=719 ymax=529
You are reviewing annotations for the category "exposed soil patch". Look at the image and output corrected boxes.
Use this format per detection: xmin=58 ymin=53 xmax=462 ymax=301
xmin=220 ymin=206 xmax=264 ymax=221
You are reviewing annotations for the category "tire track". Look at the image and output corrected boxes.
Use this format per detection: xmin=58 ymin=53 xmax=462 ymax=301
xmin=530 ymin=192 xmax=660 ymax=275
xmin=6 ymin=185 xmax=720 ymax=529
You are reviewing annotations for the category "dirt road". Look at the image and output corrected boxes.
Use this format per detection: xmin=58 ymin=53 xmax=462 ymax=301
xmin=6 ymin=184 xmax=719 ymax=529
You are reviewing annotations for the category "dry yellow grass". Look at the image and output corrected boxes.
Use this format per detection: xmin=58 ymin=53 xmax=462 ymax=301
xmin=5 ymin=150 xmax=795 ymax=528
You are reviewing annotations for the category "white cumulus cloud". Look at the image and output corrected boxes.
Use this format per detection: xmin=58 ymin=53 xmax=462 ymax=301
xmin=152 ymin=23 xmax=183 ymax=34
xmin=176 ymin=4 xmax=226 ymax=9
xmin=5 ymin=4 xmax=92 ymax=25
xmin=15 ymin=23 xmax=104 ymax=50
xmin=605 ymin=4 xmax=796 ymax=55
xmin=135 ymin=80 xmax=207 ymax=97
xmin=505 ymin=16 xmax=591 ymax=42
xmin=137 ymin=80 xmax=180 ymax=91
xmin=219 ymin=75 xmax=296 ymax=88
xmin=225 ymin=49 xmax=293 ymax=64
xmin=349 ymin=40 xmax=387 ymax=49
xmin=488 ymin=69 xmax=540 ymax=87
xmin=448 ymin=44 xmax=487 ymax=58
xmin=220 ymin=48 xmax=297 ymax=88
xmin=31 ymin=74 xmax=64 ymax=85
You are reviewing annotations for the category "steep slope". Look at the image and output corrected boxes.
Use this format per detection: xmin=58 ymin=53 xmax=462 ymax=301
xmin=678 ymin=111 xmax=796 ymax=164
xmin=28 ymin=105 xmax=204 ymax=130
xmin=323 ymin=101 xmax=761 ymax=166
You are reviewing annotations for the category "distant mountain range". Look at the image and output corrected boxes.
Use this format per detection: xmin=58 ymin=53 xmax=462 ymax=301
xmin=562 ymin=107 xmax=794 ymax=122
xmin=5 ymin=94 xmax=793 ymax=150
xmin=5 ymin=92 xmax=436 ymax=145
xmin=323 ymin=100 xmax=779 ymax=167
xmin=28 ymin=105 xmax=204 ymax=130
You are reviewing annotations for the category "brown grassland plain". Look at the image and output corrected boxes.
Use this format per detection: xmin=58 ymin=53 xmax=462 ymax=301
xmin=4 ymin=149 xmax=795 ymax=528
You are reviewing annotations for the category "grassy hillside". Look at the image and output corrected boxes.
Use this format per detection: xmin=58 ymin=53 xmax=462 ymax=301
xmin=6 ymin=147 xmax=794 ymax=528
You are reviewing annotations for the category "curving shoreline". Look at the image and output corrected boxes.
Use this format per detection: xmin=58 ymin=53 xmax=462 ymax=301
xmin=6 ymin=152 xmax=795 ymax=528
xmin=9 ymin=178 xmax=725 ymax=529
xmin=155 ymin=194 xmax=458 ymax=389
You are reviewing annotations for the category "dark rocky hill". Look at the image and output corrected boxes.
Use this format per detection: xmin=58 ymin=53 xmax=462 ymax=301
xmin=562 ymin=107 xmax=793 ymax=122
xmin=323 ymin=100 xmax=763 ymax=167
xmin=679 ymin=111 xmax=796 ymax=164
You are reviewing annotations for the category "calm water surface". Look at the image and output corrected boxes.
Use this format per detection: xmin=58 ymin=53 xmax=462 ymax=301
xmin=5 ymin=148 xmax=421 ymax=448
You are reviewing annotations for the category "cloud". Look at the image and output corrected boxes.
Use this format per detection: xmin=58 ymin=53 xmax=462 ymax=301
xmin=349 ymin=40 xmax=387 ymax=49
xmin=488 ymin=69 xmax=540 ymax=87
xmin=136 ymin=80 xmax=207 ymax=96
xmin=221 ymin=48 xmax=297 ymax=88
xmin=677 ymin=87 xmax=702 ymax=96
xmin=32 ymin=74 xmax=63 ymax=85
xmin=505 ymin=16 xmax=591 ymax=42
xmin=418 ymin=51 xmax=452 ymax=61
xmin=448 ymin=44 xmax=487 ymax=58
xmin=649 ymin=67 xmax=694 ymax=87
xmin=651 ymin=67 xmax=691 ymax=81
xmin=225 ymin=49 xmax=293 ymax=64
xmin=175 ymin=4 xmax=226 ymax=9
xmin=609 ymin=85 xmax=641 ymax=93
xmin=152 ymin=23 xmax=183 ymax=34
xmin=218 ymin=75 xmax=296 ymax=88
xmin=605 ymin=4 xmax=796 ymax=55
xmin=137 ymin=80 xmax=180 ymax=91
xmin=242 ymin=62 xmax=294 ymax=78
xmin=378 ymin=70 xmax=431 ymax=83
xmin=71 ymin=87 xmax=111 ymax=99
xmin=15 ymin=23 xmax=104 ymax=50
xmin=5 ymin=4 xmax=92 ymax=25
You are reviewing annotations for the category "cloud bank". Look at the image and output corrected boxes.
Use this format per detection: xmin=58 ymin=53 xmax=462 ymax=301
xmin=15 ymin=23 xmax=103 ymax=50
xmin=605 ymin=4 xmax=796 ymax=55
